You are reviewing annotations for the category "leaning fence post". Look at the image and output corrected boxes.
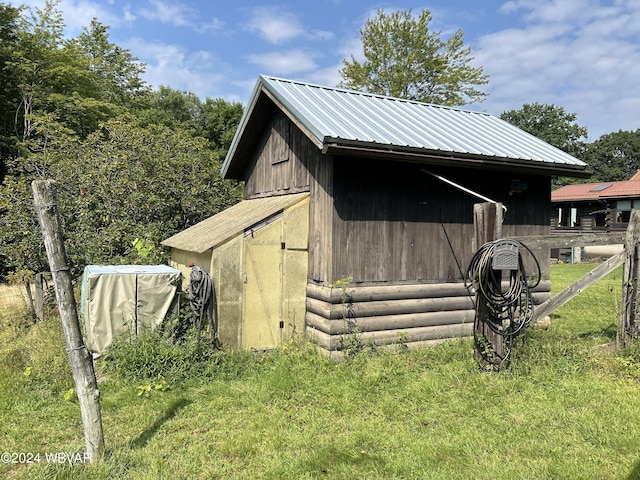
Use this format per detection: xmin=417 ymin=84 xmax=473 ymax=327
xmin=31 ymin=180 xmax=105 ymax=462
xmin=619 ymin=209 xmax=640 ymax=346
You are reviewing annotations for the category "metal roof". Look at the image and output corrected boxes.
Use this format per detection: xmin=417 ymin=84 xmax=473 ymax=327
xmin=222 ymin=75 xmax=588 ymax=177
xmin=161 ymin=193 xmax=309 ymax=253
xmin=552 ymin=173 xmax=640 ymax=202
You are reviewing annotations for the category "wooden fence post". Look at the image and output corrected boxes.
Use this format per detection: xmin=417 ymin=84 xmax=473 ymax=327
xmin=619 ymin=209 xmax=640 ymax=346
xmin=34 ymin=272 xmax=44 ymax=322
xmin=473 ymin=202 xmax=504 ymax=367
xmin=32 ymin=180 xmax=105 ymax=462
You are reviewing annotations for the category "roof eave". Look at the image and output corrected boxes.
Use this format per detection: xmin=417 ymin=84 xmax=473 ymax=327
xmin=221 ymin=77 xmax=268 ymax=179
xmin=222 ymin=76 xmax=324 ymax=180
xmin=323 ymin=142 xmax=592 ymax=178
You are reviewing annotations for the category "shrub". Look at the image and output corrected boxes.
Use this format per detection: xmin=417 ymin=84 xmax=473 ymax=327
xmin=100 ymin=329 xmax=257 ymax=383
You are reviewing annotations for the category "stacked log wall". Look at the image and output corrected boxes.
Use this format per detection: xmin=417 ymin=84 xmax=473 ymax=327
xmin=305 ymin=280 xmax=552 ymax=357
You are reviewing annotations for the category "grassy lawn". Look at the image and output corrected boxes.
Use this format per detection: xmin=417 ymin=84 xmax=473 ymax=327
xmin=1 ymin=262 xmax=640 ymax=479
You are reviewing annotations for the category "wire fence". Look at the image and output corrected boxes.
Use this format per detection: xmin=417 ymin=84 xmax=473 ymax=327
xmin=0 ymin=283 xmax=29 ymax=314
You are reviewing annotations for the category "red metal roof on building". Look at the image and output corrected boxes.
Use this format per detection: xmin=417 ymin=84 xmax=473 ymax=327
xmin=552 ymin=172 xmax=640 ymax=202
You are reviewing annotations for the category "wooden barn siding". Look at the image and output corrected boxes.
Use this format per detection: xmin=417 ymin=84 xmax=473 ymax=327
xmin=243 ymin=111 xmax=320 ymax=199
xmin=330 ymin=158 xmax=551 ymax=285
xmin=307 ymin=153 xmax=334 ymax=284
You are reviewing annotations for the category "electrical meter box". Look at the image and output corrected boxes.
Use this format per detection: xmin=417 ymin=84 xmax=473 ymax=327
xmin=80 ymin=265 xmax=181 ymax=355
xmin=492 ymin=239 xmax=519 ymax=270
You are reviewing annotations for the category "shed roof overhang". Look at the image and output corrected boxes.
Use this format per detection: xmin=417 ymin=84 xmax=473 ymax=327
xmin=162 ymin=192 xmax=309 ymax=253
xmin=321 ymin=141 xmax=593 ymax=178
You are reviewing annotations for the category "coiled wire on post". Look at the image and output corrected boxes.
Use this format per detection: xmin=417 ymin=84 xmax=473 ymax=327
xmin=464 ymin=239 xmax=541 ymax=368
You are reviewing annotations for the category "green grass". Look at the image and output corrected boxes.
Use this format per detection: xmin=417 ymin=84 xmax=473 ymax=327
xmin=2 ymin=263 xmax=640 ymax=479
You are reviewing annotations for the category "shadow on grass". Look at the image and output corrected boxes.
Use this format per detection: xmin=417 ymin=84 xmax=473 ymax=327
xmin=576 ymin=322 xmax=618 ymax=340
xmin=131 ymin=397 xmax=191 ymax=449
xmin=626 ymin=459 xmax=640 ymax=480
xmin=300 ymin=445 xmax=385 ymax=476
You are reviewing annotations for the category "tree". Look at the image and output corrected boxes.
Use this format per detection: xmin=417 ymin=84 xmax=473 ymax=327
xmin=197 ymin=97 xmax=243 ymax=151
xmin=2 ymin=1 xmax=148 ymax=153
xmin=500 ymin=103 xmax=588 ymax=158
xmin=134 ymin=85 xmax=202 ymax=130
xmin=0 ymin=1 xmax=242 ymax=280
xmin=500 ymin=103 xmax=589 ymax=187
xmin=338 ymin=8 xmax=488 ymax=106
xmin=583 ymin=129 xmax=640 ymax=182
xmin=134 ymin=88 xmax=243 ymax=152
xmin=0 ymin=118 xmax=243 ymax=278
xmin=72 ymin=17 xmax=147 ymax=108
xmin=0 ymin=3 xmax=22 ymax=179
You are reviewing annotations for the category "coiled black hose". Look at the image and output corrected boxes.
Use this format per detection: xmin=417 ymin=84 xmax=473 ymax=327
xmin=189 ymin=265 xmax=216 ymax=344
xmin=465 ymin=239 xmax=541 ymax=368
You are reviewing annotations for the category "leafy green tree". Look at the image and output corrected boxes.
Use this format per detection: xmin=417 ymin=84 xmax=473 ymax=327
xmin=135 ymin=86 xmax=202 ymax=130
xmin=583 ymin=129 xmax=640 ymax=182
xmin=197 ymin=97 xmax=243 ymax=151
xmin=0 ymin=1 xmax=243 ymax=280
xmin=500 ymin=103 xmax=588 ymax=158
xmin=500 ymin=103 xmax=589 ymax=187
xmin=2 ymin=1 xmax=147 ymax=152
xmin=0 ymin=119 xmax=242 ymax=277
xmin=135 ymin=88 xmax=243 ymax=153
xmin=0 ymin=3 xmax=22 ymax=179
xmin=72 ymin=17 xmax=147 ymax=108
xmin=339 ymin=8 xmax=488 ymax=106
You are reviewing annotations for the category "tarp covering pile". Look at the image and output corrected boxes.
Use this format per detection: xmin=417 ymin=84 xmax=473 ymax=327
xmin=80 ymin=265 xmax=181 ymax=355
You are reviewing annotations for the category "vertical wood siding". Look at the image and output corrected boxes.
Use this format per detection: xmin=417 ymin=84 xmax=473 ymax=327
xmin=307 ymin=154 xmax=334 ymax=284
xmin=331 ymin=157 xmax=550 ymax=284
xmin=237 ymin=112 xmax=550 ymax=286
xmin=243 ymin=111 xmax=320 ymax=198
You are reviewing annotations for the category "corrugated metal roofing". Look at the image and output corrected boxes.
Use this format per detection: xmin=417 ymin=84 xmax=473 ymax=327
xmin=552 ymin=173 xmax=640 ymax=202
xmin=223 ymin=75 xmax=588 ymax=176
xmin=161 ymin=193 xmax=309 ymax=253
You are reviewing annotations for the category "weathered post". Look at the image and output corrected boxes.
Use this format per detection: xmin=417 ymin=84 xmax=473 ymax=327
xmin=619 ymin=209 xmax=640 ymax=346
xmin=32 ymin=180 xmax=105 ymax=462
xmin=473 ymin=202 xmax=504 ymax=368
xmin=34 ymin=272 xmax=44 ymax=322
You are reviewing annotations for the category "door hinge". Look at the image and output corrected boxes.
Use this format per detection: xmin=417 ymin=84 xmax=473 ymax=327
xmin=281 ymin=242 xmax=286 ymax=250
xmin=279 ymin=320 xmax=284 ymax=329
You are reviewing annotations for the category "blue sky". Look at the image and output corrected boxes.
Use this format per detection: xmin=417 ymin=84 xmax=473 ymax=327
xmin=9 ymin=0 xmax=640 ymax=140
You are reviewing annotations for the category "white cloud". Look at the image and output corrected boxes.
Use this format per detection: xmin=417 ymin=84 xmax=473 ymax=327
xmin=476 ymin=0 xmax=640 ymax=138
xmin=138 ymin=0 xmax=194 ymax=27
xmin=136 ymin=0 xmax=225 ymax=34
xmin=58 ymin=0 xmax=121 ymax=32
xmin=246 ymin=49 xmax=320 ymax=75
xmin=305 ymin=64 xmax=343 ymax=88
xmin=247 ymin=6 xmax=304 ymax=44
xmin=7 ymin=0 xmax=133 ymax=34
xmin=126 ymin=38 xmax=236 ymax=99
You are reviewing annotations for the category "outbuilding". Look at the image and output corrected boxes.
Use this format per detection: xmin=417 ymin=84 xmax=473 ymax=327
xmin=163 ymin=75 xmax=589 ymax=356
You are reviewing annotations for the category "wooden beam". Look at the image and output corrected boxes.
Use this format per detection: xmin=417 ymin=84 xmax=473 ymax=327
xmin=533 ymin=250 xmax=625 ymax=321
xmin=511 ymin=232 xmax=626 ymax=250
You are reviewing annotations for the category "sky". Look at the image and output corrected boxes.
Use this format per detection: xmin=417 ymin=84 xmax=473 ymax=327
xmin=7 ymin=0 xmax=640 ymax=140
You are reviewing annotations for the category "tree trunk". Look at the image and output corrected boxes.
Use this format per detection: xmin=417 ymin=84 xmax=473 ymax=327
xmin=31 ymin=180 xmax=105 ymax=462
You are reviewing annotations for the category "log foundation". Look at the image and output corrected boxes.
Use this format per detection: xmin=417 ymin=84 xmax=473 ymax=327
xmin=306 ymin=280 xmax=551 ymax=358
